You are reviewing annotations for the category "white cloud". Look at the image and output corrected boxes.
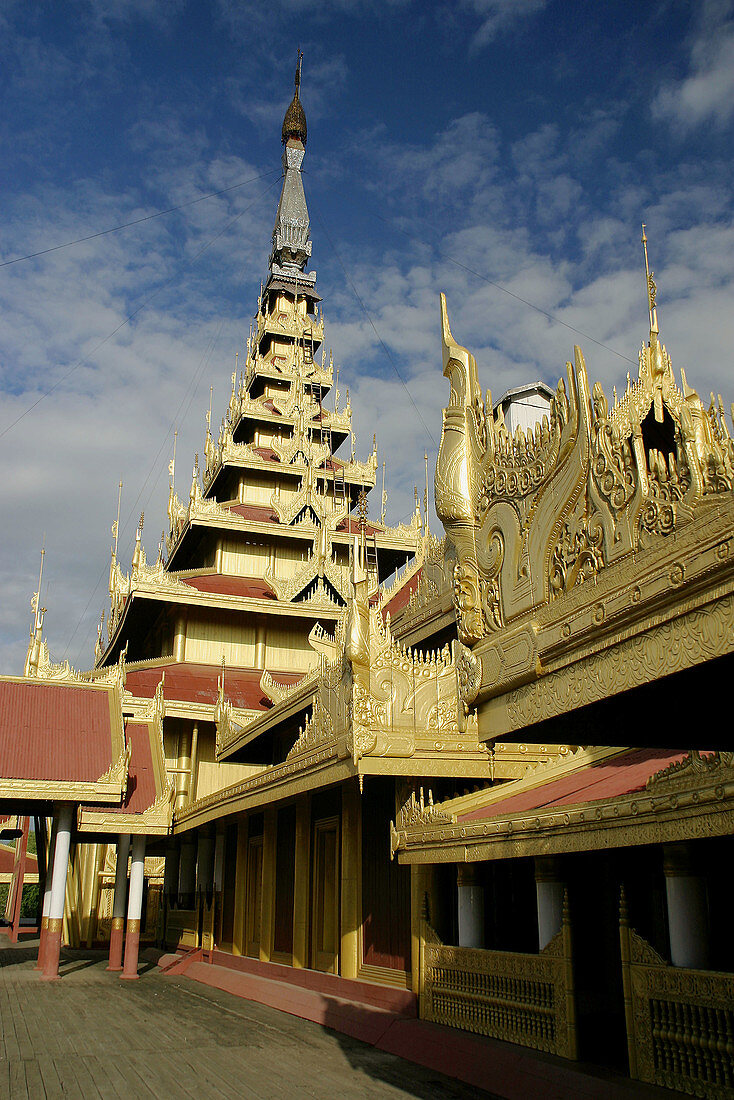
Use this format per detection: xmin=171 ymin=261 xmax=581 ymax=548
xmin=463 ymin=0 xmax=548 ymax=50
xmin=653 ymin=0 xmax=734 ymax=130
xmin=2 ymin=6 xmax=734 ymax=678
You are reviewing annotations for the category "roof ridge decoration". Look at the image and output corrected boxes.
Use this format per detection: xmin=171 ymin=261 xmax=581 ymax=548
xmin=646 ymin=748 xmax=734 ymax=789
xmin=95 ymin=737 xmax=131 ymax=790
xmin=214 ymin=660 xmax=234 ymax=757
xmin=252 ymin=538 xmax=483 ymax=771
xmin=435 ymin=246 xmax=734 ymax=652
xmin=265 ymin=494 xmax=351 ymax=604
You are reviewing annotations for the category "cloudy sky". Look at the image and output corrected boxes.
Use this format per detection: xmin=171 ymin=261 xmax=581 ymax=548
xmin=1 ymin=0 xmax=732 ymax=674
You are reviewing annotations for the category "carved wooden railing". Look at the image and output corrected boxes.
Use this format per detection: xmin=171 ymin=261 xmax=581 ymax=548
xmin=620 ymin=896 xmax=734 ymax=1098
xmin=419 ymin=900 xmax=577 ymax=1060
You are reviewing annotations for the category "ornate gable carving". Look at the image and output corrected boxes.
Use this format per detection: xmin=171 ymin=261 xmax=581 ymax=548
xmin=435 ymin=285 xmax=734 ymax=650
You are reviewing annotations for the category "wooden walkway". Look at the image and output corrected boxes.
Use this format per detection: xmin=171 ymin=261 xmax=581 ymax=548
xmin=0 ymin=938 xmax=491 ymax=1099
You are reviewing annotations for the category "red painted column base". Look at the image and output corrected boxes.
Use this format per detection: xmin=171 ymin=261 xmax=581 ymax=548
xmin=106 ymin=920 xmax=125 ymax=971
xmin=41 ymin=923 xmax=63 ymax=981
xmin=35 ymin=917 xmax=49 ymax=970
xmin=120 ymin=924 xmax=141 ymax=980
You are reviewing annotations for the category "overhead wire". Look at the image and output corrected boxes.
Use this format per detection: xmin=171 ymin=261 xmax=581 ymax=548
xmin=0 ymin=169 xmax=281 ymax=269
xmin=65 ymin=187 xmax=272 ymax=667
xmin=45 ymin=175 xmax=283 ymax=662
xmin=367 ymin=208 xmax=638 ymax=366
xmin=0 ymin=174 xmax=282 ymax=441
xmin=313 ymin=204 xmax=439 ymax=452
xmin=64 ymin=319 xmax=225 ymax=667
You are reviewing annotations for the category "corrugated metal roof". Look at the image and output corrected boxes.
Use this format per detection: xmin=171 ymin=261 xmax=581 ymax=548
xmin=381 ymin=569 xmax=422 ymax=619
xmin=0 ymin=679 xmax=118 ymax=783
xmin=459 ymin=748 xmax=692 ymax=823
xmin=252 ymin=446 xmax=280 ymax=462
xmin=183 ymin=574 xmax=276 ymax=600
xmin=0 ymin=842 xmax=38 ymax=875
xmin=124 ymin=663 xmax=302 ymax=710
xmin=227 ymin=502 xmax=280 ymax=523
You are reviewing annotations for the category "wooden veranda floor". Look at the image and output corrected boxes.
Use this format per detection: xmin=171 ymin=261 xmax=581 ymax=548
xmin=0 ymin=937 xmax=491 ymax=1099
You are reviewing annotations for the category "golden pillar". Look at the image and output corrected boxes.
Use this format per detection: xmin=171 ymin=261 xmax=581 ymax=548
xmin=259 ymin=808 xmax=277 ymax=963
xmin=410 ymin=863 xmax=433 ymax=997
xmin=232 ymin=818 xmax=248 ymax=956
xmin=340 ymin=779 xmax=360 ymax=980
xmin=175 ymin=725 xmax=192 ymax=812
xmin=292 ymin=793 xmax=311 ymax=969
xmin=84 ymin=842 xmax=104 ymax=948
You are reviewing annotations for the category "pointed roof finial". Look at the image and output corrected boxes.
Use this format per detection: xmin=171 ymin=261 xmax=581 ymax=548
xmin=282 ymin=49 xmax=307 ymax=146
xmin=641 ymin=223 xmax=658 ymax=339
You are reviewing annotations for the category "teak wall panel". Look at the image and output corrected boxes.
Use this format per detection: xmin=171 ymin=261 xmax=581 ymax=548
xmin=361 ymin=779 xmax=410 ymax=972
xmin=185 ymin=612 xmax=256 ymax=666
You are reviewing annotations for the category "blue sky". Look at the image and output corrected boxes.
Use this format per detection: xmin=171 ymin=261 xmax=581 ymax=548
xmin=1 ymin=0 xmax=733 ymax=672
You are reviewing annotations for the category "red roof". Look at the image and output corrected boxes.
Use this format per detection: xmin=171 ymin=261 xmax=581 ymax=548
xmin=252 ymin=446 xmax=280 ymax=462
xmin=121 ymin=721 xmax=157 ymax=814
xmin=124 ymin=663 xmax=302 ymax=711
xmin=459 ymin=748 xmax=693 ymax=824
xmin=227 ymin=502 xmax=280 ymax=523
xmin=0 ymin=843 xmax=38 ymax=875
xmin=183 ymin=574 xmax=276 ymax=600
xmin=337 ymin=517 xmax=380 ymax=536
xmin=382 ymin=568 xmax=422 ymax=618
xmin=0 ymin=679 xmax=119 ymax=784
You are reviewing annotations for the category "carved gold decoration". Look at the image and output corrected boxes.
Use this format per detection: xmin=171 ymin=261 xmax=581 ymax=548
xmin=502 ymin=593 xmax=734 ymax=735
xmin=419 ymin=904 xmax=577 ymax=1061
xmin=620 ymin=892 xmax=734 ymax=1097
xmin=454 ymin=640 xmax=481 ymax=731
xmin=392 ymin=740 xmax=734 ymax=865
xmin=434 ymin=284 xmax=734 ymax=718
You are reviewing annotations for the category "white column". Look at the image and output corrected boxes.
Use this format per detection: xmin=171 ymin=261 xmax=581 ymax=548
xmin=121 ymin=834 xmax=147 ymax=979
xmin=457 ymin=864 xmax=485 ymax=948
xmin=41 ymin=803 xmax=74 ymax=979
xmin=535 ymin=857 xmax=564 ymax=950
xmin=127 ymin=835 xmax=146 ymax=923
xmin=41 ymin=818 xmax=58 ymax=919
xmin=664 ymin=844 xmax=710 ymax=969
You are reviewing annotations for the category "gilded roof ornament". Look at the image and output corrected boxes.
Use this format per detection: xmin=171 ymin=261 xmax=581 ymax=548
xmin=434 ymin=236 xmax=734 ymax=652
xmin=282 ymin=50 xmax=307 ymax=146
xmin=641 ymin=223 xmax=658 ymax=336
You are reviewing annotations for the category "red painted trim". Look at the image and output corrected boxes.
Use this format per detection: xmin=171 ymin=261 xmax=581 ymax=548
xmin=107 ymin=926 xmax=124 ymax=971
xmin=41 ymin=928 xmax=62 ymax=980
xmin=120 ymin=929 xmax=141 ymax=979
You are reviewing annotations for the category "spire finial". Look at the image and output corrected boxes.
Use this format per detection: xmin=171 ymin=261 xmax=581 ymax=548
xmin=641 ymin=223 xmax=658 ymax=338
xmin=282 ymin=51 xmax=307 ymax=145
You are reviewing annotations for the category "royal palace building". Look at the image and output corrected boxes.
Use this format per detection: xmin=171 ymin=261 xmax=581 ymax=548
xmin=2 ymin=66 xmax=734 ymax=1099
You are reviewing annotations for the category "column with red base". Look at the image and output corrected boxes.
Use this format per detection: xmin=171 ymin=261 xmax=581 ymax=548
xmin=121 ymin=834 xmax=146 ymax=980
xmin=35 ymin=817 xmax=57 ymax=971
xmin=107 ymin=833 xmax=130 ymax=971
xmin=41 ymin=803 xmax=73 ymax=981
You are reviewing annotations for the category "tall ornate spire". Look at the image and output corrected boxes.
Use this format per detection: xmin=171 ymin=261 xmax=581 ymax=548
xmin=269 ymin=52 xmax=316 ymax=290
